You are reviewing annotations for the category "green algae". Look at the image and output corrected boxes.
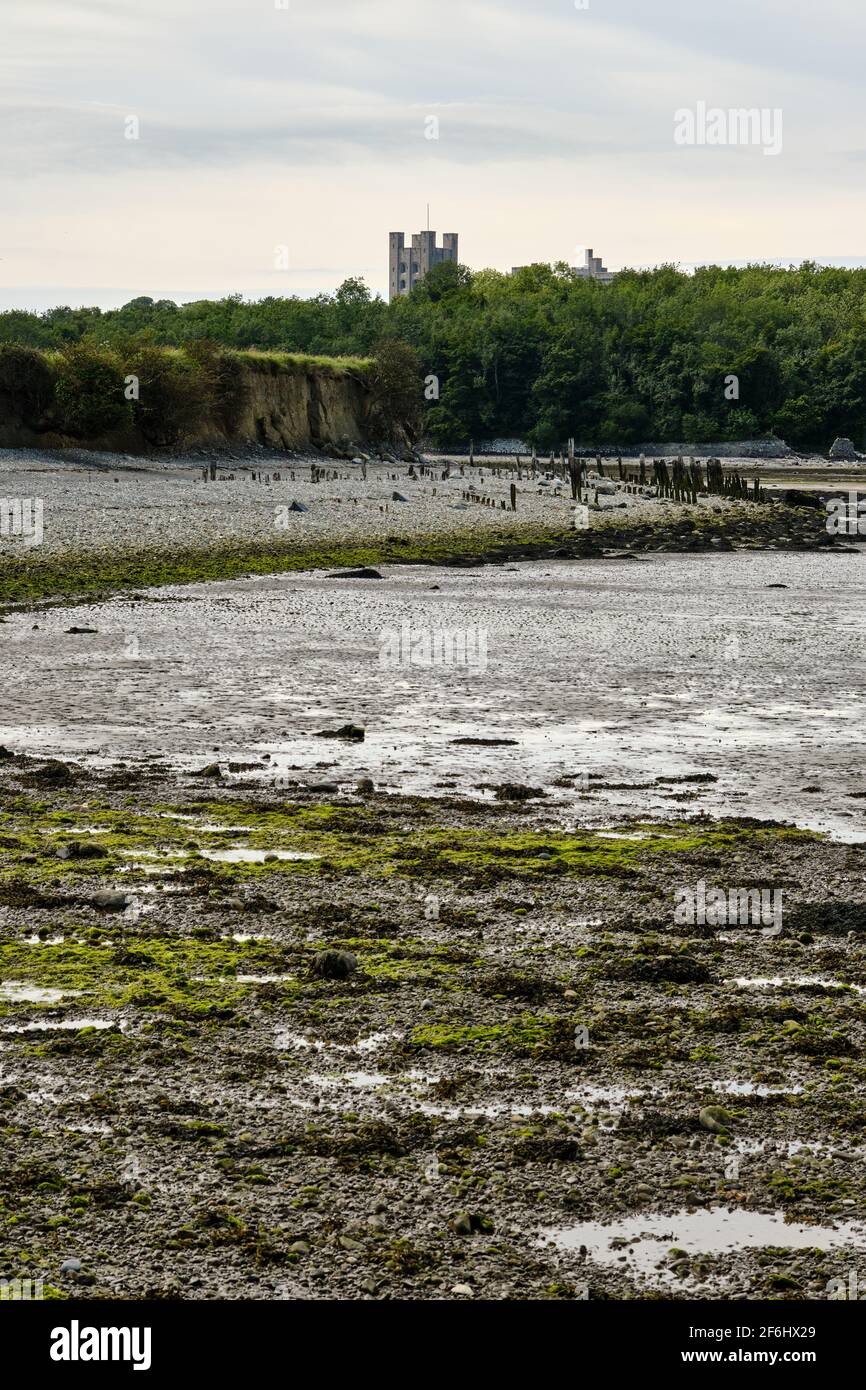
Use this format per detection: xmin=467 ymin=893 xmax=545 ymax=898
xmin=0 ymin=936 xmax=292 ymax=1014
xmin=0 ymin=799 xmax=821 ymax=889
xmin=0 ymin=502 xmax=825 ymax=606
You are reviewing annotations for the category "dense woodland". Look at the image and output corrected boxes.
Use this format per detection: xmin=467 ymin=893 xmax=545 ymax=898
xmin=2 ymin=261 xmax=866 ymax=449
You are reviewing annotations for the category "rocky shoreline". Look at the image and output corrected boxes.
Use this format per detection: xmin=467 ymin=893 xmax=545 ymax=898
xmin=0 ymin=750 xmax=864 ymax=1301
xmin=1 ymin=443 xmax=861 ymax=607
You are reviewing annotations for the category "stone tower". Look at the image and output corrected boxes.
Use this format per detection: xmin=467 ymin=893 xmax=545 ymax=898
xmin=389 ymin=229 xmax=459 ymax=300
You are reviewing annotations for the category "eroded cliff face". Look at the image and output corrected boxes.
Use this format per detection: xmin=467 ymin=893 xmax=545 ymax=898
xmin=0 ymin=359 xmax=381 ymax=454
xmin=231 ymin=363 xmax=372 ymax=451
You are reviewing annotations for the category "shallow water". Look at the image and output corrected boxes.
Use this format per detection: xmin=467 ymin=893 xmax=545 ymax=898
xmin=1 ymin=551 xmax=865 ymax=837
xmin=732 ymin=975 xmax=866 ymax=994
xmin=200 ymin=848 xmax=318 ymax=863
xmin=545 ymin=1207 xmax=866 ymax=1281
xmin=0 ymin=981 xmax=72 ymax=1004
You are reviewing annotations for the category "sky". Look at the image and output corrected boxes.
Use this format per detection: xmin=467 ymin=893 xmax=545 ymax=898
xmin=3 ymin=0 xmax=866 ymax=311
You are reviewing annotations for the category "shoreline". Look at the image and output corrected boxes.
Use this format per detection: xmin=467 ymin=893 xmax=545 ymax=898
xmin=0 ymin=747 xmax=863 ymax=1301
xmin=1 ymin=441 xmax=861 ymax=606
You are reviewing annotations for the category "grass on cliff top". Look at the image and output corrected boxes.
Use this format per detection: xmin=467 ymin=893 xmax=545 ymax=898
xmin=238 ymin=349 xmax=373 ymax=374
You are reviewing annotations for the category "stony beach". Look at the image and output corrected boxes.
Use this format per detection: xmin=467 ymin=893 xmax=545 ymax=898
xmin=1 ymin=445 xmax=865 ymax=1303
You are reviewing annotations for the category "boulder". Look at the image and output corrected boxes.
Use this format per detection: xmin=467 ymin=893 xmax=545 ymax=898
xmin=829 ymin=437 xmax=861 ymax=460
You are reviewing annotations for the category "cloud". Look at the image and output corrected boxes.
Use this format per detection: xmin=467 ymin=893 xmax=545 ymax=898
xmin=2 ymin=0 xmax=866 ymax=303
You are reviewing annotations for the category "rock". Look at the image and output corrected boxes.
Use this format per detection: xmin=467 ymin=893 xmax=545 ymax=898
xmin=29 ymin=760 xmax=76 ymax=785
xmin=60 ymin=1258 xmax=82 ymax=1274
xmin=452 ymin=737 xmax=519 ymax=747
xmin=191 ymin=762 xmax=222 ymax=778
xmin=289 ymin=1240 xmax=310 ymax=1254
xmin=287 ymin=500 xmax=308 ymax=512
xmin=338 ymin=1235 xmax=363 ymax=1251
xmin=356 ymin=778 xmax=375 ymax=794
xmin=309 ymin=950 xmax=357 ymax=981
xmin=315 ymin=725 xmax=365 ymax=742
xmin=327 ymin=567 xmax=383 ymax=580
xmin=452 ymin=1211 xmax=473 ymax=1236
xmin=829 ymin=437 xmax=860 ymax=460
xmin=699 ymin=1105 xmax=734 ymax=1134
xmin=451 ymin=1284 xmax=474 ymax=1297
xmin=56 ymin=840 xmax=106 ymax=861
xmin=65 ymin=627 xmax=98 ymax=635
xmin=494 ymin=783 xmax=545 ymax=802
xmin=90 ymin=889 xmax=130 ymax=912
xmin=0 ymin=746 xmax=15 ymax=759
xmin=391 ymin=491 xmax=409 ymax=502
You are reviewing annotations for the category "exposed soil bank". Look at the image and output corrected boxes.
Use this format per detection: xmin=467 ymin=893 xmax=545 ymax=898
xmin=0 ymin=355 xmax=382 ymax=455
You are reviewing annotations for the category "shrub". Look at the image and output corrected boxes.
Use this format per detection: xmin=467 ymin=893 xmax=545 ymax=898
xmin=369 ymin=337 xmax=422 ymax=443
xmin=186 ymin=341 xmax=249 ymax=435
xmin=0 ymin=345 xmax=56 ymax=426
xmin=54 ymin=341 xmax=132 ymax=438
xmin=127 ymin=345 xmax=213 ymax=446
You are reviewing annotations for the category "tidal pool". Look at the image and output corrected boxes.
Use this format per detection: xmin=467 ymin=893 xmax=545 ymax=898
xmin=545 ymin=1207 xmax=866 ymax=1281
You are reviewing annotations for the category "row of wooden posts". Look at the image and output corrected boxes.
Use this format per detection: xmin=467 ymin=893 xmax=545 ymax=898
xmin=199 ymin=446 xmax=765 ymax=508
xmin=466 ymin=440 xmax=767 ymax=504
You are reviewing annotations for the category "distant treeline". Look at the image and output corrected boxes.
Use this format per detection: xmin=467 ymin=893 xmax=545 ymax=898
xmin=3 ymin=261 xmax=866 ymax=449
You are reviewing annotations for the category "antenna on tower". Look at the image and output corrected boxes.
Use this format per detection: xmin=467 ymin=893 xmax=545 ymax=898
xmin=426 ymin=202 xmax=430 ymax=231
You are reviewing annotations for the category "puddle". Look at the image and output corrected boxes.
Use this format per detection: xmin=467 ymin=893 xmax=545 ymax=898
xmin=236 ymin=974 xmax=293 ymax=984
xmin=308 ymin=1070 xmax=392 ymax=1091
xmin=545 ymin=1207 xmax=866 ymax=1279
xmin=419 ymin=1084 xmax=650 ymax=1120
xmin=275 ymin=1029 xmax=400 ymax=1053
xmin=712 ymin=1080 xmax=804 ymax=1096
xmin=0 ymin=982 xmax=76 ymax=1005
xmin=200 ymin=848 xmax=319 ymax=863
xmin=567 ymin=1084 xmax=651 ymax=1107
xmin=121 ymin=849 xmax=188 ymax=860
xmin=733 ymin=1138 xmax=825 ymax=1157
xmin=0 ymin=1017 xmax=119 ymax=1034
xmin=160 ymin=814 xmax=254 ymax=832
xmin=731 ymin=975 xmax=865 ymax=994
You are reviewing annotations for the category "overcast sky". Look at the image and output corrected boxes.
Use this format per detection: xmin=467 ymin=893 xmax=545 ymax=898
xmin=3 ymin=0 xmax=866 ymax=310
